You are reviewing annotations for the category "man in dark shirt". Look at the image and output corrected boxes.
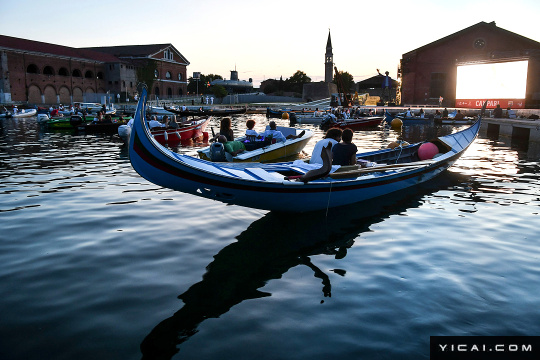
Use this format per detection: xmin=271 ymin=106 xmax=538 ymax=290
xmin=332 ymin=128 xmax=357 ymax=166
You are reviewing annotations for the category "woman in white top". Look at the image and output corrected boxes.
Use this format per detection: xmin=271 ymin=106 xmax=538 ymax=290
xmin=309 ymin=128 xmax=342 ymax=164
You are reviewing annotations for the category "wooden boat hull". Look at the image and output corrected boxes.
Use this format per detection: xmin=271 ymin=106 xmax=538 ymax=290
xmin=129 ymin=88 xmax=483 ymax=212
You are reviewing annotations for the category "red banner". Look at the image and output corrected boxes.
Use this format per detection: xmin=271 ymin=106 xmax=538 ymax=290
xmin=455 ymin=99 xmax=525 ymax=109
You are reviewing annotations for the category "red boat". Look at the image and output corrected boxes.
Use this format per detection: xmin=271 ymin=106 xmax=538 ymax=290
xmin=320 ymin=116 xmax=384 ymax=131
xmin=151 ymin=117 xmax=211 ymax=146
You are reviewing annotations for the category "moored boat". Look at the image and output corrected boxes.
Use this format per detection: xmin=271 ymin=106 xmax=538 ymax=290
xmin=118 ymin=117 xmax=211 ymax=145
xmin=164 ymin=106 xmax=246 ymax=117
xmin=128 ymin=87 xmax=486 ymax=212
xmin=320 ymin=115 xmax=384 ymax=130
xmin=384 ymin=110 xmax=432 ymax=124
xmin=0 ymin=108 xmax=37 ymax=118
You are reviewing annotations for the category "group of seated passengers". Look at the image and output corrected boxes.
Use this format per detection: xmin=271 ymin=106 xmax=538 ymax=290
xmin=309 ymin=128 xmax=357 ymax=166
xmin=147 ymin=115 xmax=180 ymax=130
xmin=211 ymin=118 xmax=305 ymax=157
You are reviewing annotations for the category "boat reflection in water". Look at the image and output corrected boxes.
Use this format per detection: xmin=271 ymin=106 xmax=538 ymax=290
xmin=139 ymin=171 xmax=469 ymax=359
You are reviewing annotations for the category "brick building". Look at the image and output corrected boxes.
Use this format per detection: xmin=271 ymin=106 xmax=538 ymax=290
xmin=0 ymin=35 xmax=189 ymax=104
xmin=400 ymin=21 xmax=540 ymax=108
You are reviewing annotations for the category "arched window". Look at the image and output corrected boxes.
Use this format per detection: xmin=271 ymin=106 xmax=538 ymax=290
xmin=178 ymin=88 xmax=183 ymax=96
xmin=43 ymin=66 xmax=55 ymax=76
xmin=167 ymin=87 xmax=172 ymax=96
xmin=84 ymin=70 xmax=94 ymax=79
xmin=178 ymin=73 xmax=183 ymax=81
xmin=97 ymin=72 xmax=104 ymax=79
xmin=72 ymin=69 xmax=82 ymax=77
xmin=154 ymin=87 xmax=160 ymax=96
xmin=26 ymin=64 xmax=39 ymax=74
xmin=166 ymin=71 xmax=171 ymax=79
xmin=58 ymin=67 xmax=69 ymax=76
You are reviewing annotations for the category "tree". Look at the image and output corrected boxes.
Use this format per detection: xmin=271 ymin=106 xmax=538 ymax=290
xmin=333 ymin=70 xmax=354 ymax=92
xmin=285 ymin=70 xmax=311 ymax=93
xmin=187 ymin=73 xmax=224 ymax=94
xmin=212 ymin=85 xmax=228 ymax=103
xmin=136 ymin=60 xmax=158 ymax=92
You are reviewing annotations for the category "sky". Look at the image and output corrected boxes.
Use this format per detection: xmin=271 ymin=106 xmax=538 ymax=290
xmin=1 ymin=0 xmax=539 ymax=88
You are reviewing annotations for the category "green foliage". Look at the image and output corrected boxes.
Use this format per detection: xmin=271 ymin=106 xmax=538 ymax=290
xmin=333 ymin=70 xmax=355 ymax=92
xmin=136 ymin=60 xmax=157 ymax=91
xmin=187 ymin=73 xmax=224 ymax=94
xmin=262 ymin=70 xmax=312 ymax=94
xmin=212 ymin=85 xmax=228 ymax=99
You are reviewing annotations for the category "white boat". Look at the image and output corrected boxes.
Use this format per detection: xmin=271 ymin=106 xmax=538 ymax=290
xmin=0 ymin=108 xmax=37 ymax=118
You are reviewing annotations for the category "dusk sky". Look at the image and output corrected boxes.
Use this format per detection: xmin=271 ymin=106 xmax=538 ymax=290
xmin=2 ymin=0 xmax=539 ymax=87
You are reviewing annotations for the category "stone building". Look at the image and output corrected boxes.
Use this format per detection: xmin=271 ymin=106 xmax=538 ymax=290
xmin=0 ymin=35 xmax=189 ymax=104
xmin=400 ymin=21 xmax=540 ymax=108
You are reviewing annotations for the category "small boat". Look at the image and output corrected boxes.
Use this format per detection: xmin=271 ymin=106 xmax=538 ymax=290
xmin=164 ymin=106 xmax=246 ymax=117
xmin=150 ymin=117 xmax=211 ymax=146
xmin=197 ymin=126 xmax=313 ymax=163
xmin=435 ymin=117 xmax=475 ymax=125
xmin=0 ymin=108 xmax=37 ymax=118
xmin=128 ymin=87 xmax=485 ymax=212
xmin=118 ymin=117 xmax=211 ymax=145
xmin=293 ymin=113 xmax=329 ymax=124
xmin=384 ymin=110 xmax=432 ymax=124
xmin=320 ymin=115 xmax=384 ymax=130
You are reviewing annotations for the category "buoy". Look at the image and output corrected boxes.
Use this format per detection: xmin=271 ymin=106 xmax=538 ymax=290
xmin=282 ymin=112 xmax=289 ymax=120
xmin=418 ymin=142 xmax=439 ymax=160
xmin=390 ymin=118 xmax=402 ymax=128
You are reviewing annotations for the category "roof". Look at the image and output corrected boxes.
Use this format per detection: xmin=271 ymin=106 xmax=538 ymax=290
xmin=403 ymin=21 xmax=540 ymax=56
xmin=82 ymin=44 xmax=190 ymax=65
xmin=357 ymin=74 xmax=398 ymax=88
xmin=0 ymin=34 xmax=120 ymax=62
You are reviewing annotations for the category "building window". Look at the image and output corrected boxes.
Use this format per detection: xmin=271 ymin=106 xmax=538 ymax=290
xmin=154 ymin=69 xmax=159 ymax=78
xmin=178 ymin=73 xmax=183 ymax=81
xmin=72 ymin=69 xmax=82 ymax=77
xmin=166 ymin=71 xmax=171 ymax=79
xmin=430 ymin=73 xmax=446 ymax=98
xmin=164 ymin=49 xmax=173 ymax=60
xmin=154 ymin=87 xmax=160 ymax=96
xmin=26 ymin=64 xmax=39 ymax=74
xmin=84 ymin=70 xmax=94 ymax=79
xmin=473 ymin=38 xmax=486 ymax=49
xmin=97 ymin=72 xmax=104 ymax=79
xmin=43 ymin=66 xmax=55 ymax=76
xmin=167 ymin=87 xmax=172 ymax=96
xmin=58 ymin=67 xmax=69 ymax=76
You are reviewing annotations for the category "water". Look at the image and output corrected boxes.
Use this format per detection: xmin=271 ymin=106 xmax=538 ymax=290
xmin=1 ymin=114 xmax=539 ymax=360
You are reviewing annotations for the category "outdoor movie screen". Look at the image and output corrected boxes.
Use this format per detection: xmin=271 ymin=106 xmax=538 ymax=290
xmin=455 ymin=60 xmax=528 ymax=109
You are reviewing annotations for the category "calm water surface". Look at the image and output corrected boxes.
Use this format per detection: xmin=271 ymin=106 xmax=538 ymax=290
xmin=1 ymin=114 xmax=539 ymax=360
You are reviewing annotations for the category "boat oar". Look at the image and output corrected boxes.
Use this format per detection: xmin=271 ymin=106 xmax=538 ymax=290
xmin=329 ymin=160 xmax=434 ymax=179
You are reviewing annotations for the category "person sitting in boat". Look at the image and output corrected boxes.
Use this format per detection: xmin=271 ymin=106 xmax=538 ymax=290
xmin=148 ymin=115 xmax=165 ymax=129
xmin=419 ymin=108 xmax=425 ymax=119
xmin=13 ymin=105 xmax=19 ymax=114
xmin=92 ymin=111 xmax=103 ymax=123
xmin=309 ymin=128 xmax=342 ymax=164
xmin=212 ymin=117 xmax=234 ymax=142
xmin=405 ymin=108 xmax=413 ymax=117
xmin=217 ymin=135 xmax=246 ymax=156
xmin=261 ymin=121 xmax=287 ymax=142
xmin=454 ymin=110 xmax=465 ymax=120
xmin=245 ymin=119 xmax=259 ymax=140
xmin=332 ymin=128 xmax=357 ymax=166
xmin=434 ymin=110 xmax=442 ymax=119
xmin=50 ymin=107 xmax=60 ymax=117
xmin=168 ymin=116 xmax=179 ymax=129
xmin=442 ymin=108 xmax=449 ymax=118
xmin=102 ymin=114 xmax=113 ymax=123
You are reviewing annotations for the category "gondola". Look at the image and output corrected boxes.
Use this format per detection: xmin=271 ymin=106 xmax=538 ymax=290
xmin=128 ymin=87 xmax=485 ymax=213
xmin=164 ymin=106 xmax=246 ymax=117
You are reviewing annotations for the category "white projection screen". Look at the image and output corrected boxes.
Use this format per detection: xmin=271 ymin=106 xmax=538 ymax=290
xmin=455 ymin=60 xmax=528 ymax=108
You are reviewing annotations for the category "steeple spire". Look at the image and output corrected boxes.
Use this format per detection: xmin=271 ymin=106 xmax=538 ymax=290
xmin=325 ymin=29 xmax=333 ymax=83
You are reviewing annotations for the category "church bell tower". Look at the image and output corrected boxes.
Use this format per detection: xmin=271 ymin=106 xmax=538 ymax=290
xmin=325 ymin=30 xmax=333 ymax=83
